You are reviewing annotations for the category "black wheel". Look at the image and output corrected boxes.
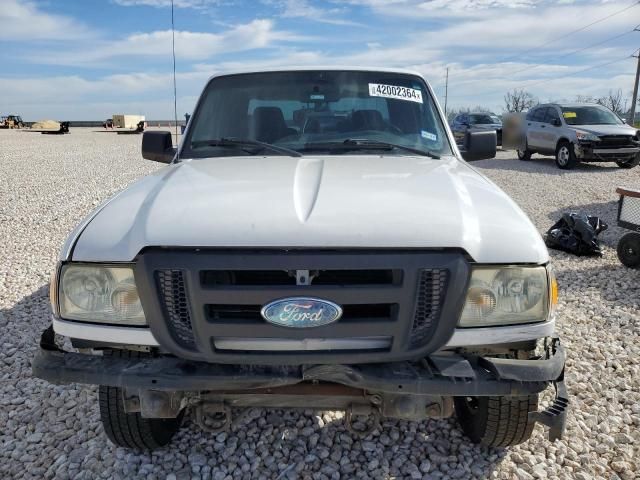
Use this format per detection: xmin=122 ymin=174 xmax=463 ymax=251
xmin=516 ymin=141 xmax=531 ymax=161
xmin=454 ymin=395 xmax=538 ymax=447
xmin=616 ymin=156 xmax=640 ymax=169
xmin=617 ymin=232 xmax=640 ymax=268
xmin=555 ymin=141 xmax=579 ymax=169
xmin=99 ymin=350 xmax=183 ymax=450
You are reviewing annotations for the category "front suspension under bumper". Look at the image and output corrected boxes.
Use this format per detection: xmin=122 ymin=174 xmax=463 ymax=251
xmin=32 ymin=326 xmax=568 ymax=440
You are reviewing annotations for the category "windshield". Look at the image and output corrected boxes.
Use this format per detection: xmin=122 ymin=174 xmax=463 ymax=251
xmin=182 ymin=70 xmax=452 ymax=158
xmin=560 ymin=105 xmax=623 ymax=126
xmin=469 ymin=114 xmax=496 ymax=125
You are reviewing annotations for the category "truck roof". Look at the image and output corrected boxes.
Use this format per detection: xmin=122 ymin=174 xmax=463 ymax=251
xmin=205 ymin=65 xmax=425 ymax=80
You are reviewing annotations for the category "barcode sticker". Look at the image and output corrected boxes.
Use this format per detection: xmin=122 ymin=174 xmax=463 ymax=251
xmin=369 ymin=83 xmax=423 ymax=103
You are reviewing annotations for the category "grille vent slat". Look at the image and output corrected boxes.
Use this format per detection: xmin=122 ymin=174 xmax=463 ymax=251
xmin=410 ymin=269 xmax=448 ymax=348
xmin=597 ymin=135 xmax=636 ymax=148
xmin=156 ymin=269 xmax=196 ymax=349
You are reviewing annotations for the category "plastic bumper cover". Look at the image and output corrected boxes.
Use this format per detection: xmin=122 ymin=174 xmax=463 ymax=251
xmin=32 ymin=326 xmax=568 ymax=440
xmin=575 ymin=143 xmax=640 ymax=161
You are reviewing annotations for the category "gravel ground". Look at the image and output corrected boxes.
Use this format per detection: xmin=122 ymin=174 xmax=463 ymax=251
xmin=1 ymin=128 xmax=638 ymax=480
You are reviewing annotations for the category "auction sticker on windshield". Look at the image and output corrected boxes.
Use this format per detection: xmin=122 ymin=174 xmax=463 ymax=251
xmin=369 ymin=83 xmax=423 ymax=104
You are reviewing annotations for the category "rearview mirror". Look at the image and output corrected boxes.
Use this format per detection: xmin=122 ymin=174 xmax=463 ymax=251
xmin=461 ymin=130 xmax=496 ymax=161
xmin=142 ymin=131 xmax=176 ymax=163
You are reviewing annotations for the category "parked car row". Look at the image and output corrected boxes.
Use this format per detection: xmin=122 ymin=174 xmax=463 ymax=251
xmin=447 ymin=103 xmax=639 ymax=170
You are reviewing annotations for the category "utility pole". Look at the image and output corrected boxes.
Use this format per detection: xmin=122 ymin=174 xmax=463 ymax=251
xmin=444 ymin=67 xmax=449 ymax=117
xmin=629 ymin=49 xmax=640 ymax=125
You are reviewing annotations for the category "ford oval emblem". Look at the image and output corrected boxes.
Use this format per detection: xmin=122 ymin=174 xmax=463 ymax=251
xmin=261 ymin=297 xmax=343 ymax=328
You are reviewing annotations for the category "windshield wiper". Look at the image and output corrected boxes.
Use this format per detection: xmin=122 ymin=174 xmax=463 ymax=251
xmin=191 ymin=137 xmax=302 ymax=157
xmin=302 ymin=139 xmax=440 ymax=159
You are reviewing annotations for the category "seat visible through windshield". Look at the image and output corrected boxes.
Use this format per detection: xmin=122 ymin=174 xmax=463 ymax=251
xmin=182 ymin=70 xmax=452 ymax=158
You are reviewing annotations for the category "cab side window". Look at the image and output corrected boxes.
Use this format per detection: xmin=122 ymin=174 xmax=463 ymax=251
xmin=526 ymin=109 xmax=538 ymax=121
xmin=545 ymin=107 xmax=561 ymax=124
xmin=532 ymin=108 xmax=547 ymax=122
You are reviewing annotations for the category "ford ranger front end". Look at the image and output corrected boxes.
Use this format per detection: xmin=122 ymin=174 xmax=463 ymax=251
xmin=33 ymin=68 xmax=567 ymax=450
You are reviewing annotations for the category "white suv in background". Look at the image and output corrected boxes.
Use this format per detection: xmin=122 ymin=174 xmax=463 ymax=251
xmin=510 ymin=103 xmax=640 ymax=169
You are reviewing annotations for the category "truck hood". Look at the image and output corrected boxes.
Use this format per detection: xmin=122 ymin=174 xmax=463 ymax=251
xmin=71 ymin=155 xmax=548 ymax=264
xmin=570 ymin=124 xmax=638 ymax=136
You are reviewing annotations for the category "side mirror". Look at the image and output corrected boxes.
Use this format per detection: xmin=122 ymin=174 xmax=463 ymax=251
xmin=552 ymin=118 xmax=562 ymax=127
xmin=142 ymin=131 xmax=176 ymax=163
xmin=461 ymin=130 xmax=496 ymax=161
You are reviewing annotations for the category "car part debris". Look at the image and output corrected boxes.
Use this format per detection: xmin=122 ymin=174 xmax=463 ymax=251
xmin=545 ymin=212 xmax=608 ymax=256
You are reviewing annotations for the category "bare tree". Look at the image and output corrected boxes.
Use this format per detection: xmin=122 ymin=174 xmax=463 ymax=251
xmin=595 ymin=89 xmax=626 ymax=115
xmin=503 ymin=89 xmax=538 ymax=112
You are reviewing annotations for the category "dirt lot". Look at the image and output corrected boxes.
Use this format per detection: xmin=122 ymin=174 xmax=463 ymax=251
xmin=0 ymin=128 xmax=638 ymax=479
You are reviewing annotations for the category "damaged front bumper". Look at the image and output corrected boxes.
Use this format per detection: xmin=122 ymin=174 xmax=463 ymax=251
xmin=32 ymin=326 xmax=568 ymax=440
xmin=574 ymin=143 xmax=640 ymax=162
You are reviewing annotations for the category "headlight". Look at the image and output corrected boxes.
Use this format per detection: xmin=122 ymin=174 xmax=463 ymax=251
xmin=575 ymin=130 xmax=599 ymax=142
xmin=59 ymin=264 xmax=146 ymax=325
xmin=459 ymin=266 xmax=553 ymax=327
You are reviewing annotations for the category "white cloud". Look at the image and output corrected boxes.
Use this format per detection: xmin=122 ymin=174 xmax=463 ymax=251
xmin=267 ymin=0 xmax=362 ymax=26
xmin=4 ymin=0 xmax=636 ymax=118
xmin=0 ymin=70 xmax=212 ymax=119
xmin=0 ymin=0 xmax=92 ymax=40
xmin=112 ymin=0 xmax=221 ymax=8
xmin=28 ymin=20 xmax=302 ymax=65
xmin=416 ymin=0 xmax=537 ymax=15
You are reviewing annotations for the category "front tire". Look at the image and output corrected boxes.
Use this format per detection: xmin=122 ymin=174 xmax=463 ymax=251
xmin=616 ymin=155 xmax=640 ymax=169
xmin=98 ymin=350 xmax=182 ymax=450
xmin=454 ymin=395 xmax=538 ymax=447
xmin=555 ymin=141 xmax=579 ymax=169
xmin=617 ymin=232 xmax=640 ymax=268
xmin=516 ymin=140 xmax=531 ymax=161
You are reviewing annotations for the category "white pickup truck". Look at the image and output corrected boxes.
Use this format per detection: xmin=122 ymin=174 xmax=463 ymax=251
xmin=33 ymin=67 xmax=567 ymax=450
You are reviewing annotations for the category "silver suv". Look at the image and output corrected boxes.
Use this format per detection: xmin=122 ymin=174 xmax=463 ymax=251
xmin=509 ymin=103 xmax=640 ymax=169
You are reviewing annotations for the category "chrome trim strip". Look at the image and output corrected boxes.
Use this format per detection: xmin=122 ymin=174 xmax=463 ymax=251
xmin=52 ymin=317 xmax=159 ymax=346
xmin=592 ymin=148 xmax=639 ymax=154
xmin=53 ymin=316 xmax=555 ymax=351
xmin=445 ymin=318 xmax=555 ymax=347
xmin=214 ymin=336 xmax=391 ymax=351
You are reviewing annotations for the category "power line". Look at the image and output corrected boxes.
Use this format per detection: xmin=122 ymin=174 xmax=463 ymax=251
xmin=446 ymin=50 xmax=638 ymax=101
xmin=498 ymin=0 xmax=639 ymax=64
xmin=505 ymin=25 xmax=639 ymax=78
xmin=432 ymin=23 xmax=639 ymax=92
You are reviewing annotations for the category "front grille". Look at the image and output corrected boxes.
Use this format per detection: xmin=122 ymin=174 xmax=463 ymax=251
xmin=597 ymin=135 xmax=636 ymax=149
xmin=156 ymin=269 xmax=196 ymax=349
xmin=411 ymin=269 xmax=448 ymax=348
xmin=206 ymin=303 xmax=395 ymax=323
xmin=200 ymin=269 xmax=398 ymax=286
xmin=139 ymin=250 xmax=468 ymax=364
